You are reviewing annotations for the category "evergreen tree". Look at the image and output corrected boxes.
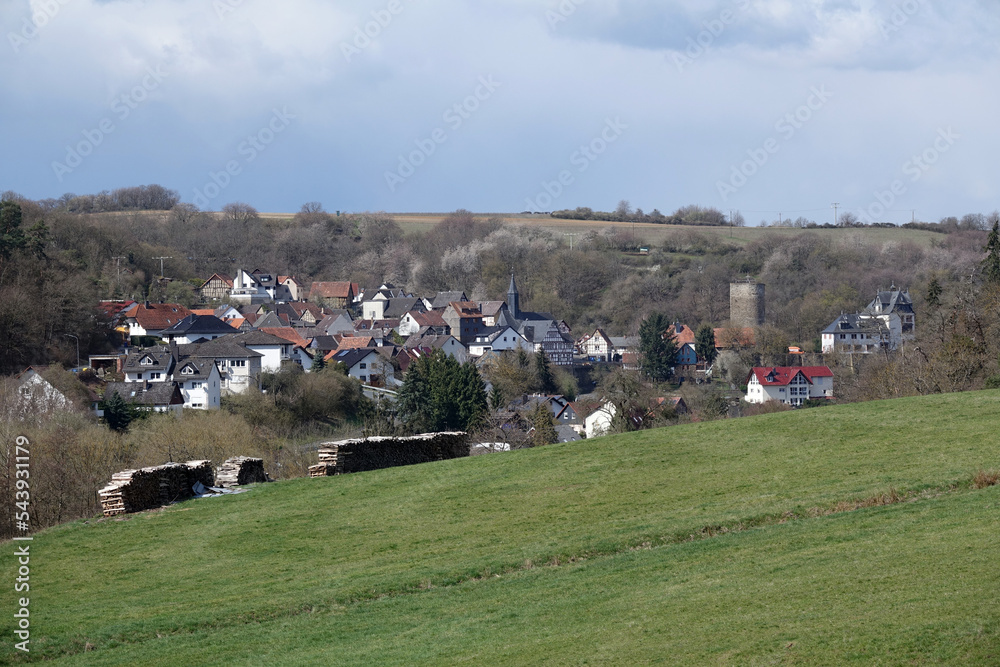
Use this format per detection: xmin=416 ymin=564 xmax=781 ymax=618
xmin=926 ymin=277 xmax=942 ymax=309
xmin=530 ymin=402 xmax=558 ymax=447
xmin=638 ymin=312 xmax=677 ymax=383
xmin=983 ymin=220 xmax=1000 ymax=284
xmin=534 ymin=349 xmax=557 ymax=393
xmin=694 ymin=324 xmax=717 ymax=365
xmin=396 ymin=350 xmax=487 ymax=433
xmin=310 ymin=349 xmax=326 ymax=372
xmin=102 ymin=391 xmax=134 ymax=433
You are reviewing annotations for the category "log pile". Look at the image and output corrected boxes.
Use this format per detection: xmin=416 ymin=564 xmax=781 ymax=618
xmin=99 ymin=460 xmax=220 ymax=517
xmin=215 ymin=456 xmax=269 ymax=487
xmin=99 ymin=468 xmax=161 ymax=516
xmin=310 ymin=432 xmax=469 ymax=477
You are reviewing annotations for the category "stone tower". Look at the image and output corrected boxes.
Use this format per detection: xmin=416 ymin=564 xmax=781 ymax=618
xmin=730 ymin=279 xmax=765 ymax=327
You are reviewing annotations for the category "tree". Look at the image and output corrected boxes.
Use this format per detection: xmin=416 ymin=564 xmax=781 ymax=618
xmin=222 ymin=202 xmax=259 ymax=225
xmin=529 ymin=402 xmax=558 ymax=447
xmin=694 ymin=324 xmax=717 ymax=366
xmin=396 ymin=350 xmax=487 ymax=433
xmin=983 ymin=219 xmax=1000 ymax=285
xmin=638 ymin=312 xmax=677 ymax=383
xmin=102 ymin=391 xmax=135 ymax=433
xmin=534 ymin=349 xmax=557 ymax=393
xmin=310 ymin=349 xmax=326 ymax=372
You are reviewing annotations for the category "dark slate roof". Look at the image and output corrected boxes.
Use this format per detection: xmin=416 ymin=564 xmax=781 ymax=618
xmin=382 ymin=297 xmax=422 ymax=319
xmin=178 ymin=337 xmax=263 ymax=359
xmin=161 ymin=314 xmax=239 ymax=337
xmin=309 ymin=335 xmax=340 ymax=351
xmin=229 ymin=331 xmax=289 ymax=346
xmin=123 ymin=347 xmax=174 ymax=373
xmin=865 ymin=287 xmax=914 ymax=315
xmin=251 ymin=311 xmax=287 ymax=329
xmin=105 ymin=382 xmax=184 ymax=406
xmin=327 ymin=348 xmax=379 ymax=369
xmin=174 ymin=359 xmax=217 ymax=381
xmin=821 ymin=313 xmax=885 ymax=335
xmin=429 ymin=291 xmax=467 ymax=309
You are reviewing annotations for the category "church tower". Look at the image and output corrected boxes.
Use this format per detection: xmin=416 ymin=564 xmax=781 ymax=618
xmin=507 ymin=273 xmax=520 ymax=320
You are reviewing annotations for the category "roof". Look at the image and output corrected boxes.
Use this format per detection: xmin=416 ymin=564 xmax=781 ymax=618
xmin=446 ymin=302 xmax=485 ymax=318
xmin=429 ymin=291 xmax=468 ymax=309
xmin=198 ymin=273 xmax=233 ymax=289
xmin=404 ymin=334 xmax=464 ymax=351
xmin=229 ymin=330 xmax=289 ymax=347
xmin=123 ymin=347 xmax=174 ymax=373
xmin=382 ymin=297 xmax=422 ymax=319
xmin=667 ymin=324 xmax=696 ymax=346
xmin=821 ymin=313 xmax=887 ymax=335
xmin=161 ymin=314 xmax=239 ymax=337
xmin=178 ymin=337 xmax=263 ymax=359
xmin=478 ymin=301 xmax=507 ymax=318
xmin=123 ymin=303 xmax=193 ymax=332
xmin=260 ymin=327 xmax=310 ymax=349
xmin=748 ymin=366 xmax=834 ymax=387
xmin=405 ymin=310 xmax=447 ymax=327
xmin=310 ymin=281 xmax=354 ymax=299
xmin=174 ymin=359 xmax=218 ymax=381
xmin=714 ymin=327 xmax=756 ymax=349
xmin=608 ymin=336 xmax=638 ymax=349
xmin=105 ymin=382 xmax=184 ymax=406
xmin=865 ymin=286 xmax=913 ymax=315
xmin=251 ymin=311 xmax=288 ymax=329
xmin=336 ymin=335 xmax=378 ymax=350
xmin=325 ymin=348 xmax=379 ymax=366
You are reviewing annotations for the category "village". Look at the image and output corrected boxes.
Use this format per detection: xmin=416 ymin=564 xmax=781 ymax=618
xmin=14 ymin=265 xmax=917 ymax=443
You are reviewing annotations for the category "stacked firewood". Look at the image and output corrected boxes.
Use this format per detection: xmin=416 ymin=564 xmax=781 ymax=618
xmin=99 ymin=460 xmax=220 ymax=517
xmin=215 ymin=456 xmax=269 ymax=487
xmin=309 ymin=448 xmax=342 ymax=477
xmin=99 ymin=468 xmax=161 ymax=516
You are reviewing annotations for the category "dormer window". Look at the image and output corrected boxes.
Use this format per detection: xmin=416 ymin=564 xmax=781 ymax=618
xmin=181 ymin=366 xmax=195 ymax=375
xmin=140 ymin=357 xmax=154 ymax=366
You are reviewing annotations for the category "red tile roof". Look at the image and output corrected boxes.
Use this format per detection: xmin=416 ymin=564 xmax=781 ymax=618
xmin=260 ymin=327 xmax=310 ymax=349
xmin=310 ymin=281 xmax=354 ymax=299
xmin=124 ymin=303 xmax=193 ymax=332
xmin=667 ymin=324 xmax=696 ymax=345
xmin=749 ymin=366 xmax=833 ymax=387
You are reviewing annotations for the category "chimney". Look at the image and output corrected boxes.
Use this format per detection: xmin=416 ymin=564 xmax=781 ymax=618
xmin=145 ymin=300 xmax=151 ymax=309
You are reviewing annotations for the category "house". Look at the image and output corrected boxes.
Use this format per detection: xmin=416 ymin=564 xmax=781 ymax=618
xmin=865 ymin=285 xmax=914 ymax=338
xmin=123 ymin=347 xmax=175 ymax=383
xmin=122 ymin=302 xmax=193 ymax=339
xmin=517 ymin=318 xmax=574 ymax=366
xmin=104 ymin=381 xmax=184 ymax=416
xmin=260 ymin=327 xmax=315 ymax=369
xmin=230 ymin=269 xmax=271 ymax=305
xmin=442 ymin=302 xmax=487 ymax=344
xmin=178 ymin=338 xmax=263 ymax=395
xmin=744 ymin=366 xmax=834 ymax=406
xmin=173 ymin=359 xmax=222 ymax=409
xmin=478 ymin=301 xmax=508 ymax=327
xmin=608 ymin=336 xmax=638 ymax=363
xmin=584 ymin=402 xmax=616 ymax=439
xmin=289 ymin=301 xmax=323 ymax=326
xmin=325 ymin=348 xmax=392 ymax=386
xmin=424 ymin=291 xmax=468 ymax=311
xmin=309 ymin=281 xmax=356 ymax=309
xmin=579 ymin=328 xmax=614 ymax=361
xmin=198 ymin=273 xmax=234 ymax=301
xmin=315 ymin=310 xmax=355 ymax=336
xmin=467 ymin=326 xmax=532 ymax=358
xmin=13 ymin=367 xmax=73 ymax=414
xmin=399 ymin=310 xmax=450 ymax=338
xmin=228 ymin=331 xmax=293 ymax=373
xmin=821 ymin=313 xmax=900 ymax=354
xmin=405 ymin=334 xmax=469 ymax=363
xmin=160 ymin=314 xmax=239 ymax=344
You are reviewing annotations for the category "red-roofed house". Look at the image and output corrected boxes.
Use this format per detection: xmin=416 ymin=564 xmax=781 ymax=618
xmin=123 ymin=302 xmax=193 ymax=339
xmin=442 ymin=302 xmax=486 ymax=344
xmin=745 ymin=366 xmax=834 ymax=406
xmin=310 ymin=282 xmax=355 ymax=308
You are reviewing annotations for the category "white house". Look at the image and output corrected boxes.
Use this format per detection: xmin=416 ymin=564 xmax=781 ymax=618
xmin=229 ymin=269 xmax=271 ymax=305
xmin=178 ymin=338 xmax=263 ymax=395
xmin=579 ymin=328 xmax=614 ymax=361
xmin=821 ymin=313 xmax=901 ymax=354
xmin=744 ymin=366 xmax=834 ymax=406
xmin=405 ymin=335 xmax=469 ymax=364
xmin=584 ymin=402 xmax=617 ymax=439
xmin=467 ymin=326 xmax=532 ymax=358
xmin=174 ymin=359 xmax=222 ymax=410
xmin=230 ymin=331 xmax=292 ymax=373
xmin=326 ymin=349 xmax=393 ymax=386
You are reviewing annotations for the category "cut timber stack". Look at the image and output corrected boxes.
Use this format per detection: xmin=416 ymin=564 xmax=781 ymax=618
xmin=99 ymin=468 xmax=161 ymax=516
xmin=99 ymin=460 xmax=219 ymax=517
xmin=185 ymin=460 xmax=214 ymax=488
xmin=215 ymin=456 xmax=269 ymax=488
xmin=311 ymin=432 xmax=469 ymax=477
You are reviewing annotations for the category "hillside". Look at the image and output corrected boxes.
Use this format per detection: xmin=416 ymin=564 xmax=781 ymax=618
xmin=5 ymin=391 xmax=1000 ymax=664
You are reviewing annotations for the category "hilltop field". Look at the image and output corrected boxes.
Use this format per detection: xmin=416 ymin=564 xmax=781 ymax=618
xmin=4 ymin=390 xmax=1000 ymax=665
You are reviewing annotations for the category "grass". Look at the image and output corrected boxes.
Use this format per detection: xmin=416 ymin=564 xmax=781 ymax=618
xmin=5 ymin=390 xmax=1000 ymax=664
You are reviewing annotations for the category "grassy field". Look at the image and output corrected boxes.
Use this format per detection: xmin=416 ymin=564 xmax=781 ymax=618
xmin=5 ymin=390 xmax=1000 ymax=664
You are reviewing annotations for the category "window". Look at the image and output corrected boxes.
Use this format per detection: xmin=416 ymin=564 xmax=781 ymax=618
xmin=359 ymin=362 xmax=367 ymax=369
xmin=140 ymin=357 xmax=153 ymax=366
xmin=230 ymin=360 xmax=246 ymax=367
xmin=191 ymin=382 xmax=202 ymax=389
xmin=150 ymin=372 xmax=161 ymax=380
xmin=182 ymin=366 xmax=194 ymax=375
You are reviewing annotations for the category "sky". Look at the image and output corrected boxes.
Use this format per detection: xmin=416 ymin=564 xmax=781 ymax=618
xmin=1 ymin=0 xmax=998 ymax=224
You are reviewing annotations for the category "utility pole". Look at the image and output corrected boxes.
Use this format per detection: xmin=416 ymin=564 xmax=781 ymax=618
xmin=112 ymin=256 xmax=126 ymax=293
xmin=64 ymin=333 xmax=80 ymax=370
xmin=911 ymin=210 xmax=916 ymax=224
xmin=152 ymin=256 xmax=172 ymax=279
xmin=831 ymin=203 xmax=840 ymax=226
xmin=563 ymin=233 xmax=579 ymax=250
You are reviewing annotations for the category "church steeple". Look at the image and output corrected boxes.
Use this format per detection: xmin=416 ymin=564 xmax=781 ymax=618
xmin=507 ymin=272 xmax=520 ymax=319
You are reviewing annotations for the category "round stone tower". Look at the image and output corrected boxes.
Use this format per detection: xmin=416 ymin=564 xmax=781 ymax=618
xmin=730 ymin=279 xmax=765 ymax=327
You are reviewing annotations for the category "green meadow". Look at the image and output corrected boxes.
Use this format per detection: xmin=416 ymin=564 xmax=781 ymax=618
xmin=5 ymin=390 xmax=1000 ymax=664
